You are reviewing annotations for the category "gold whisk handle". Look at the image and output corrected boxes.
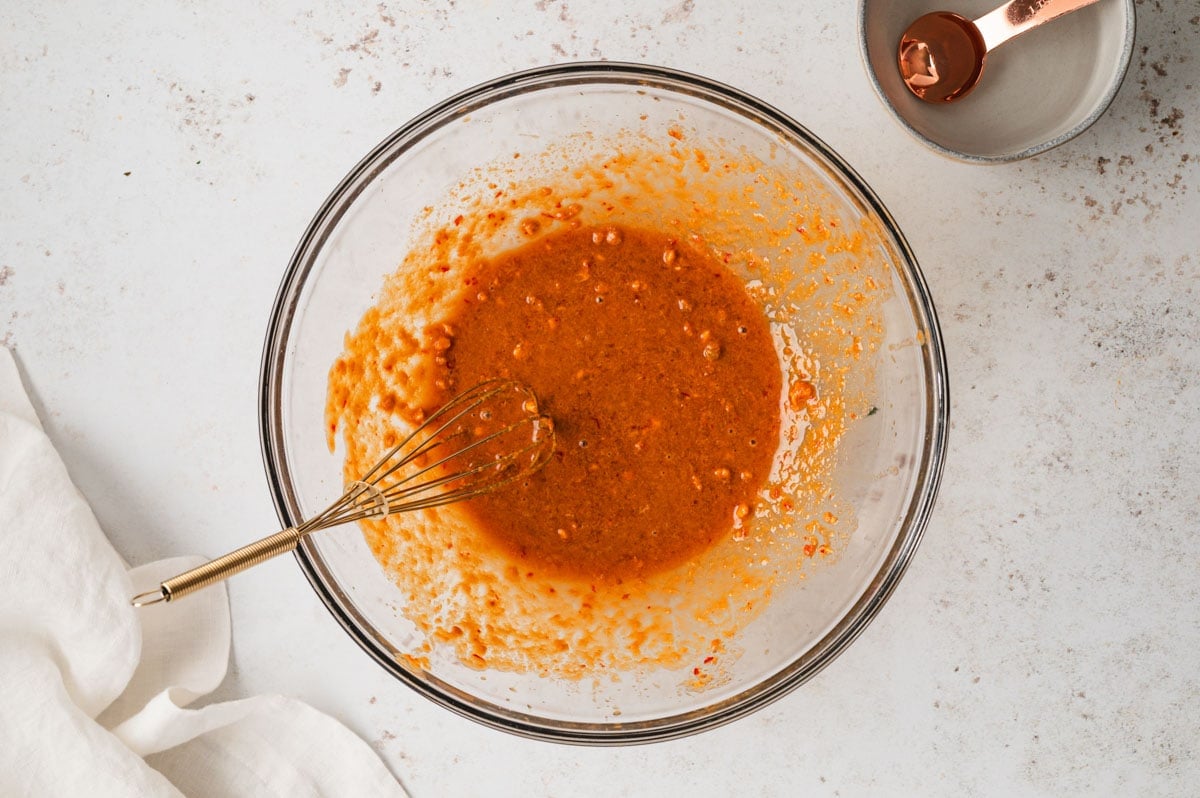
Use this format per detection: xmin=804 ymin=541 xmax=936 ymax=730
xmin=130 ymin=527 xmax=303 ymax=606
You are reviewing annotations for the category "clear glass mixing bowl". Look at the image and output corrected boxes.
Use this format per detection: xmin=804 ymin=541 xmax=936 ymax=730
xmin=259 ymin=63 xmax=948 ymax=743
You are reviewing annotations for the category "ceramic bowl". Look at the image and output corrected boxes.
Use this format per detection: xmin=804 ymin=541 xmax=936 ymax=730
xmin=859 ymin=0 xmax=1135 ymax=163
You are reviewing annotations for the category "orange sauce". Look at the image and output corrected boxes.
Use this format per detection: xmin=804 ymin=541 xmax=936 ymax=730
xmin=431 ymin=223 xmax=780 ymax=581
xmin=325 ymin=129 xmax=888 ymax=681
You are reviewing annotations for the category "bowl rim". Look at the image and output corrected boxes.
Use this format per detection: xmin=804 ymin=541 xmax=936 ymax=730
xmin=259 ymin=61 xmax=950 ymax=744
xmin=856 ymin=0 xmax=1137 ymax=164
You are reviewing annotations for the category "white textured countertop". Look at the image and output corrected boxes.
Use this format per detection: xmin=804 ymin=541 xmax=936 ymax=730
xmin=2 ymin=2 xmax=1197 ymax=795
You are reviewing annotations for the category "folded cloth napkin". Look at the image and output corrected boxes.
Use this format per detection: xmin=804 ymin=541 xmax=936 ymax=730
xmin=0 ymin=348 xmax=406 ymax=797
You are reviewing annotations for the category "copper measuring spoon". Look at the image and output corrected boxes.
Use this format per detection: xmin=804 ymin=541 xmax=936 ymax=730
xmin=898 ymin=0 xmax=1103 ymax=103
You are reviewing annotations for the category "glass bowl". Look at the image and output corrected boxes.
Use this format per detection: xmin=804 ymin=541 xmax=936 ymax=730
xmin=259 ymin=63 xmax=948 ymax=743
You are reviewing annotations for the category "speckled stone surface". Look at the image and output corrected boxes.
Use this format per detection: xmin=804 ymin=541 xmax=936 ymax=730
xmin=1 ymin=2 xmax=1196 ymax=795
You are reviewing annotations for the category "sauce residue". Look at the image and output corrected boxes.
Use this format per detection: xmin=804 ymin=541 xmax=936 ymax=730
xmin=326 ymin=127 xmax=889 ymax=683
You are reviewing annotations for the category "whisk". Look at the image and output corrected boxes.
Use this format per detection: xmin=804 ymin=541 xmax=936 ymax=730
xmin=131 ymin=379 xmax=555 ymax=607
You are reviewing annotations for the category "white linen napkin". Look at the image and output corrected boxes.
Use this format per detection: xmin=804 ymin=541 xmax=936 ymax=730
xmin=0 ymin=348 xmax=406 ymax=798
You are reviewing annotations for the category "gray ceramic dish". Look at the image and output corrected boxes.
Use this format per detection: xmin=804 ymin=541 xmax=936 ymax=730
xmin=859 ymin=0 xmax=1135 ymax=163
